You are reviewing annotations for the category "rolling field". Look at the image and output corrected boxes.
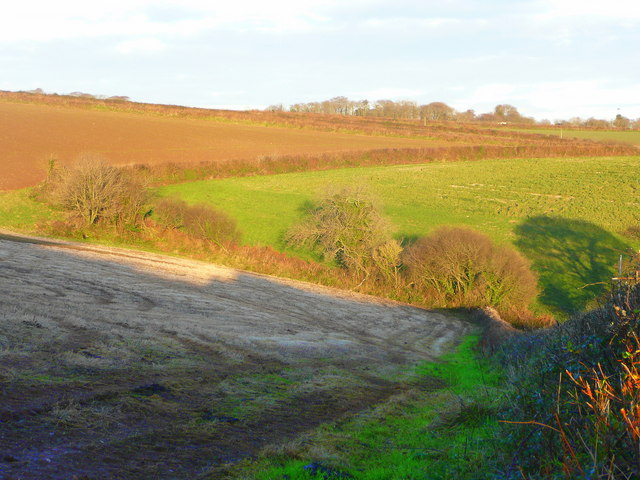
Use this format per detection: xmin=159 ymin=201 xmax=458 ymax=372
xmin=2 ymin=92 xmax=635 ymax=192
xmin=0 ymin=101 xmax=448 ymax=190
xmin=517 ymin=128 xmax=640 ymax=145
xmin=2 ymin=92 xmax=639 ymax=477
xmin=158 ymin=156 xmax=640 ymax=315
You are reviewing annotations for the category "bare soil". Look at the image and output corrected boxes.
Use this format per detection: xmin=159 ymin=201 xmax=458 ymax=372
xmin=0 ymin=102 xmax=444 ymax=190
xmin=0 ymin=233 xmax=470 ymax=479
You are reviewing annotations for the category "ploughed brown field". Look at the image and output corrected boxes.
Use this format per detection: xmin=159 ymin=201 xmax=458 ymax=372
xmin=0 ymin=100 xmax=445 ymax=191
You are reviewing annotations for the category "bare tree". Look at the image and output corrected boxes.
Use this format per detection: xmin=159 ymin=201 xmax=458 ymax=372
xmin=494 ymin=104 xmax=521 ymax=121
xmin=46 ymin=156 xmax=148 ymax=227
xmin=403 ymin=227 xmax=538 ymax=310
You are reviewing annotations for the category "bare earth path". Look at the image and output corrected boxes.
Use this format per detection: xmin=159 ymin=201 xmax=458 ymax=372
xmin=0 ymin=232 xmax=470 ymax=479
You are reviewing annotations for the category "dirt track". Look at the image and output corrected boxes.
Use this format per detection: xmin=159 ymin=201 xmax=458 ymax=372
xmin=0 ymin=232 xmax=470 ymax=478
xmin=0 ymin=101 xmax=442 ymax=190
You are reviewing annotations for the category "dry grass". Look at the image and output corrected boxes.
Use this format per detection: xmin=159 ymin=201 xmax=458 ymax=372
xmin=153 ymin=197 xmax=241 ymax=246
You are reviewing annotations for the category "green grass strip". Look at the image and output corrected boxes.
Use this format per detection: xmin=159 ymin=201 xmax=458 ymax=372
xmin=234 ymin=334 xmax=506 ymax=480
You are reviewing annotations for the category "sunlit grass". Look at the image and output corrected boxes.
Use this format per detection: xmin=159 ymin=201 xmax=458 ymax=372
xmin=233 ymin=335 xmax=506 ymax=480
xmin=158 ymin=156 xmax=639 ymax=247
xmin=158 ymin=156 xmax=640 ymax=315
xmin=516 ymin=128 xmax=640 ymax=145
xmin=0 ymin=189 xmax=58 ymax=231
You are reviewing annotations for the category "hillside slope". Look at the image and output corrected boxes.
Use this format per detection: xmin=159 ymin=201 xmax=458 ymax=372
xmin=0 ymin=232 xmax=469 ymax=478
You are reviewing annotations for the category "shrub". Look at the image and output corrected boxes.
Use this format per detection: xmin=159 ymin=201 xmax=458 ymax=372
xmin=402 ymin=226 xmax=538 ymax=310
xmin=285 ymin=187 xmax=399 ymax=278
xmin=38 ymin=156 xmax=148 ymax=228
xmin=153 ymin=197 xmax=240 ymax=246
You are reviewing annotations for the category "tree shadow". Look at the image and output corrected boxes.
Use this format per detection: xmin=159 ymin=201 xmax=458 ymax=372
xmin=296 ymin=199 xmax=316 ymax=215
xmin=398 ymin=233 xmax=421 ymax=248
xmin=514 ymin=216 xmax=631 ymax=316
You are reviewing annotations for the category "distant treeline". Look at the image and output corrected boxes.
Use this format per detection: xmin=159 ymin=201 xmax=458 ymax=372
xmin=9 ymin=88 xmax=638 ymax=130
xmin=22 ymin=88 xmax=131 ymax=102
xmin=268 ymin=97 xmax=536 ymax=124
xmin=268 ymin=96 xmax=640 ymax=129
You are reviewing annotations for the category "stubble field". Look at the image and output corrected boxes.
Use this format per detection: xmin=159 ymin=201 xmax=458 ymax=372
xmin=0 ymin=232 xmax=469 ymax=479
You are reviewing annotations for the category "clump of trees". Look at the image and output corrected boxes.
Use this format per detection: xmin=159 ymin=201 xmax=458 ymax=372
xmin=278 ymin=96 xmax=640 ymax=128
xmin=287 ymin=188 xmax=539 ymax=319
xmin=283 ymin=97 xmax=535 ymax=124
xmin=34 ymin=158 xmax=241 ymax=249
xmin=557 ymin=113 xmax=638 ymax=129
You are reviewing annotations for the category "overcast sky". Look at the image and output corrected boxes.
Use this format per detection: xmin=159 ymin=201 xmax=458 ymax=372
xmin=1 ymin=0 xmax=638 ymax=121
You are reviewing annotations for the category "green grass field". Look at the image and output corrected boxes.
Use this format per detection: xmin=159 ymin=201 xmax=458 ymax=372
xmin=158 ymin=156 xmax=640 ymax=315
xmin=0 ymin=189 xmax=59 ymax=231
xmin=517 ymin=128 xmax=640 ymax=145
xmin=2 ymin=155 xmax=637 ymax=316
xmin=232 ymin=335 xmax=505 ymax=480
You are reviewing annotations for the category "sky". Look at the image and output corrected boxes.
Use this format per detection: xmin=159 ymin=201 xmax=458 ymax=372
xmin=1 ymin=0 xmax=638 ymax=122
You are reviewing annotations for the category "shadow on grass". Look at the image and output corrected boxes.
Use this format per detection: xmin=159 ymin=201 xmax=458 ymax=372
xmin=515 ymin=216 xmax=631 ymax=316
xmin=399 ymin=233 xmax=421 ymax=248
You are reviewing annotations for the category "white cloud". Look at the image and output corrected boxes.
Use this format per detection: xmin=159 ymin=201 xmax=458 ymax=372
xmin=526 ymin=0 xmax=640 ymax=45
xmin=114 ymin=37 xmax=166 ymax=55
xmin=0 ymin=0 xmax=338 ymax=43
xmin=522 ymin=81 xmax=640 ymax=120
xmin=207 ymin=90 xmax=248 ymax=98
xmin=361 ymin=17 xmax=466 ymax=29
xmin=537 ymin=0 xmax=640 ymax=21
xmin=351 ymin=87 xmax=425 ymax=99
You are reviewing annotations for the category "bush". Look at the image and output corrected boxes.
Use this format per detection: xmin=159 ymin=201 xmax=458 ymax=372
xmin=153 ymin=197 xmax=240 ymax=246
xmin=37 ymin=156 xmax=148 ymax=228
xmin=496 ymin=279 xmax=640 ymax=478
xmin=402 ymin=226 xmax=538 ymax=310
xmin=285 ymin=187 xmax=399 ymax=278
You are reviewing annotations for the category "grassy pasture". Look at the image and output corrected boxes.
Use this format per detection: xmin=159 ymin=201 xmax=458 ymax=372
xmin=516 ymin=128 xmax=640 ymax=145
xmin=158 ymin=156 xmax=640 ymax=316
xmin=1 ymin=156 xmax=637 ymax=316
xmin=0 ymin=189 xmax=59 ymax=230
